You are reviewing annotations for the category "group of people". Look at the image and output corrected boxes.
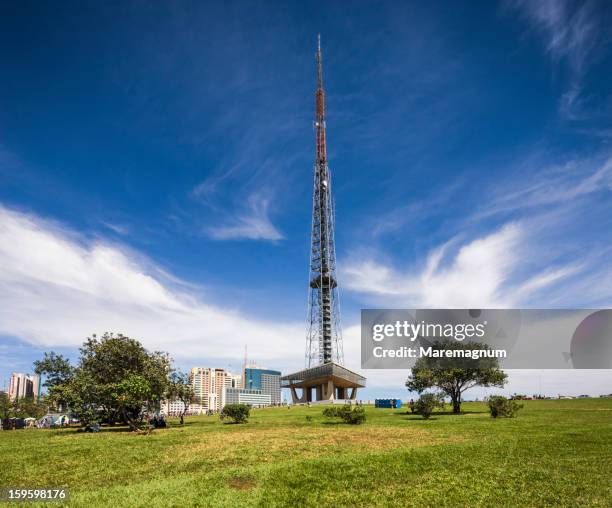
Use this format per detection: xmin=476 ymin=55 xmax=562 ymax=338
xmin=1 ymin=415 xmax=73 ymax=430
xmin=149 ymin=415 xmax=167 ymax=428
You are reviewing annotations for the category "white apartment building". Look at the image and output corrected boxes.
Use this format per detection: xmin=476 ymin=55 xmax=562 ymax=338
xmin=160 ymin=399 xmax=201 ymax=416
xmin=189 ymin=367 xmax=233 ymax=413
xmin=216 ymin=368 xmax=233 ymax=409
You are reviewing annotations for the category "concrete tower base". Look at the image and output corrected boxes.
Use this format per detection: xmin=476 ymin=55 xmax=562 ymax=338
xmin=281 ymin=362 xmax=366 ymax=403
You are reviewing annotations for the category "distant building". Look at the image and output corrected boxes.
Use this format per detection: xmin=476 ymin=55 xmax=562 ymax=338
xmin=160 ymin=399 xmax=201 ymax=416
xmin=244 ymin=366 xmax=281 ymax=405
xmin=224 ymin=388 xmax=271 ymax=407
xmin=189 ymin=367 xmax=233 ymax=413
xmin=216 ymin=369 xmax=233 ymax=409
xmin=185 ymin=366 xmax=281 ymax=412
xmin=8 ymin=373 xmax=40 ymax=401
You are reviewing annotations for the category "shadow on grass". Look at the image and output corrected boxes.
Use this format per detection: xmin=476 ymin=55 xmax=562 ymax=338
xmin=69 ymin=426 xmax=133 ymax=434
xmin=69 ymin=422 xmax=200 ymax=433
xmin=391 ymin=410 xmax=487 ymax=417
xmin=168 ymin=420 xmax=213 ymax=428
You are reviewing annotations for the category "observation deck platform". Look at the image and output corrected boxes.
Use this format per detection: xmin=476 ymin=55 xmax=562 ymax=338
xmin=281 ymin=362 xmax=366 ymax=403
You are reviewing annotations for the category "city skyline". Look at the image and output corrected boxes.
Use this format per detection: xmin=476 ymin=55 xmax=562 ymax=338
xmin=2 ymin=1 xmax=612 ymax=398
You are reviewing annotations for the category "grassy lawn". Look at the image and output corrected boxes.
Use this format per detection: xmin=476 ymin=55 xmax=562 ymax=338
xmin=1 ymin=398 xmax=611 ymax=507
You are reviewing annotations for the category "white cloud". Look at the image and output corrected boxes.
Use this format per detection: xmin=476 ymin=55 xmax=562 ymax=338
xmin=206 ymin=194 xmax=284 ymax=241
xmin=342 ymin=223 xmax=570 ymax=307
xmin=0 ymin=205 xmax=297 ymax=366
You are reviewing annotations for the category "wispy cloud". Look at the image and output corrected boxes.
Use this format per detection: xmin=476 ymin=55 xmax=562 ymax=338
xmin=183 ymin=47 xmax=309 ymax=244
xmin=508 ymin=0 xmax=598 ymax=69
xmin=188 ymin=115 xmax=302 ymax=242
xmin=0 ymin=205 xmax=299 ymax=367
xmin=478 ymin=154 xmax=612 ymax=218
xmin=505 ymin=0 xmax=603 ymax=118
xmin=206 ymin=194 xmax=284 ymax=241
xmin=100 ymin=221 xmax=130 ymax=236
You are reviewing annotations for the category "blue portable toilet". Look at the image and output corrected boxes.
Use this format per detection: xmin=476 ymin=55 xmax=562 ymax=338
xmin=375 ymin=398 xmax=402 ymax=409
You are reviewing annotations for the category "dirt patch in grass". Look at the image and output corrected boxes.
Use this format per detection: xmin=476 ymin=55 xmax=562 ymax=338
xmin=228 ymin=476 xmax=257 ymax=491
xmin=165 ymin=426 xmax=464 ymax=467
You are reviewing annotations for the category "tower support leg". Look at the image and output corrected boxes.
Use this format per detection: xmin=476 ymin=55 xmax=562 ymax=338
xmin=290 ymin=386 xmax=299 ymax=404
xmin=322 ymin=379 xmax=335 ymax=401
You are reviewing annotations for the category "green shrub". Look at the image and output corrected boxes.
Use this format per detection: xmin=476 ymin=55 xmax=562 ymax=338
xmin=414 ymin=393 xmax=445 ymax=419
xmin=220 ymin=403 xmax=250 ymax=424
xmin=487 ymin=396 xmax=523 ymax=418
xmin=322 ymin=405 xmax=366 ymax=425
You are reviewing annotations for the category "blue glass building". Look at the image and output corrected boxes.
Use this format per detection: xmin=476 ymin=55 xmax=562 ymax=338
xmin=244 ymin=367 xmax=281 ymax=404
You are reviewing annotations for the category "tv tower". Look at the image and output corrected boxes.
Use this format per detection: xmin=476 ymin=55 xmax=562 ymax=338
xmin=281 ymin=36 xmax=364 ymax=403
xmin=305 ymin=35 xmax=344 ymax=367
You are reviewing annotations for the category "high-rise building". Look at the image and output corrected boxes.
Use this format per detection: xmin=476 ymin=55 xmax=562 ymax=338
xmin=244 ymin=366 xmax=281 ymax=405
xmin=215 ymin=368 xmax=233 ymax=409
xmin=189 ymin=367 xmax=233 ymax=413
xmin=190 ymin=367 xmax=216 ymax=413
xmin=8 ymin=373 xmax=40 ymax=401
xmin=231 ymin=374 xmax=242 ymax=389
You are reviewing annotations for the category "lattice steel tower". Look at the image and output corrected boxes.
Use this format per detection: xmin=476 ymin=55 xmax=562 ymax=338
xmin=306 ymin=36 xmax=344 ymax=367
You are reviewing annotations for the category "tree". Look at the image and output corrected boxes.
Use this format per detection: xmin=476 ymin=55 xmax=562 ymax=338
xmin=34 ymin=352 xmax=74 ymax=389
xmin=34 ymin=352 xmax=74 ymax=410
xmin=406 ymin=340 xmax=507 ymax=414
xmin=413 ymin=393 xmax=445 ymax=419
xmin=78 ymin=333 xmax=170 ymax=426
xmin=39 ymin=332 xmax=171 ymax=431
xmin=0 ymin=392 xmax=12 ymax=420
xmin=166 ymin=371 xmax=195 ymax=425
xmin=220 ymin=404 xmax=250 ymax=424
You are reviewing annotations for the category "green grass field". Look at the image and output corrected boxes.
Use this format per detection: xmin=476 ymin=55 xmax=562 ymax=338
xmin=1 ymin=398 xmax=611 ymax=507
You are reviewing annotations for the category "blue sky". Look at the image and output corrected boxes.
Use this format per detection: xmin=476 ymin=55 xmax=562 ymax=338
xmin=1 ymin=0 xmax=612 ymax=398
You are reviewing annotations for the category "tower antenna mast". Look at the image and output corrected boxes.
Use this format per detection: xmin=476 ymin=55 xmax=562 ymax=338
xmin=306 ymin=35 xmax=344 ymax=367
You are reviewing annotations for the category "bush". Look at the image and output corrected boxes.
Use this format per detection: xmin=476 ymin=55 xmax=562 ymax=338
xmin=414 ymin=393 xmax=445 ymax=419
xmin=220 ymin=403 xmax=250 ymax=424
xmin=322 ymin=405 xmax=366 ymax=425
xmin=487 ymin=396 xmax=523 ymax=418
